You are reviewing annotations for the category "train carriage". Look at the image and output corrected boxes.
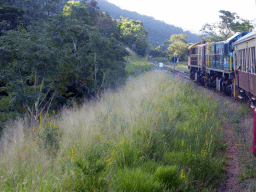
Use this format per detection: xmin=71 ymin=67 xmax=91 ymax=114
xmin=233 ymin=31 xmax=256 ymax=106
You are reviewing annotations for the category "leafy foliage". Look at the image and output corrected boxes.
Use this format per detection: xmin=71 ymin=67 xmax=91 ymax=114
xmin=201 ymin=10 xmax=254 ymax=41
xmin=117 ymin=17 xmax=148 ymax=56
xmin=96 ymin=12 xmax=119 ymax=38
xmin=165 ymin=34 xmax=190 ymax=61
xmin=165 ymin=34 xmax=187 ymax=44
xmin=0 ymin=4 xmax=25 ymax=35
xmin=63 ymin=0 xmax=91 ymax=25
xmin=0 ymin=1 xmax=130 ymax=131
xmin=149 ymin=45 xmax=167 ymax=58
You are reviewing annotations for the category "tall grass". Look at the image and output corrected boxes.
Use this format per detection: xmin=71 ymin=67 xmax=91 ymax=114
xmin=0 ymin=71 xmax=225 ymax=191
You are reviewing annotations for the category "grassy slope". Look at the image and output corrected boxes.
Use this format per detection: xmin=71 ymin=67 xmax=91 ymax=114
xmin=125 ymin=48 xmax=152 ymax=75
xmin=0 ymin=70 xmax=226 ymax=191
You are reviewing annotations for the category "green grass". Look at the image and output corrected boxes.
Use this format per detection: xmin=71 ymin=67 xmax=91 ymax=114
xmin=168 ymin=61 xmax=190 ymax=73
xmin=0 ymin=71 xmax=225 ymax=191
xmin=125 ymin=48 xmax=152 ymax=75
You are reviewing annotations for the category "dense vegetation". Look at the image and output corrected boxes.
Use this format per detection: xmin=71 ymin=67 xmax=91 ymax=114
xmin=0 ymin=72 xmax=226 ymax=191
xmin=149 ymin=34 xmax=192 ymax=62
xmin=0 ymin=0 xmax=149 ymax=131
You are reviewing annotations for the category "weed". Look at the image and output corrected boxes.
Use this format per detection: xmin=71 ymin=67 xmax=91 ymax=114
xmin=36 ymin=119 xmax=62 ymax=156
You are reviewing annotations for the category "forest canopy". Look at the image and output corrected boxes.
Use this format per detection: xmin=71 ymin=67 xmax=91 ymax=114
xmin=0 ymin=0 xmax=149 ymax=131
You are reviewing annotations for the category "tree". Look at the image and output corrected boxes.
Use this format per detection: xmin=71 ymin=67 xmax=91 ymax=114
xmin=165 ymin=34 xmax=187 ymax=44
xmin=0 ymin=0 xmax=140 ymax=132
xmin=0 ymin=2 xmax=130 ymax=129
xmin=87 ymin=0 xmax=100 ymax=24
xmin=95 ymin=12 xmax=119 ymax=38
xmin=149 ymin=45 xmax=166 ymax=58
xmin=3 ymin=0 xmax=69 ymax=24
xmin=0 ymin=4 xmax=24 ymax=35
xmin=167 ymin=41 xmax=189 ymax=61
xmin=165 ymin=34 xmax=190 ymax=61
xmin=200 ymin=23 xmax=224 ymax=41
xmin=63 ymin=0 xmax=91 ymax=25
xmin=117 ymin=17 xmax=148 ymax=56
xmin=201 ymin=10 xmax=254 ymax=41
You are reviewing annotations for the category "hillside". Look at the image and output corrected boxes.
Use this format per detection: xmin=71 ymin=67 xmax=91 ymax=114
xmin=96 ymin=0 xmax=201 ymax=45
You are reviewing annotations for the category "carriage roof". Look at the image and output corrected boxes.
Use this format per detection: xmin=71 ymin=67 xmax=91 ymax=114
xmin=233 ymin=31 xmax=256 ymax=46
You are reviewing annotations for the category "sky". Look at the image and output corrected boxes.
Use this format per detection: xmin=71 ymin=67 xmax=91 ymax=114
xmin=107 ymin=0 xmax=256 ymax=34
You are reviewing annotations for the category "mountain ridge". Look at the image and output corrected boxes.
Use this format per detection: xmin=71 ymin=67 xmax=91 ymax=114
xmin=96 ymin=0 xmax=201 ymax=45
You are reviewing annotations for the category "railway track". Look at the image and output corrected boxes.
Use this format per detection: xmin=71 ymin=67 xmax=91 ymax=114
xmin=160 ymin=64 xmax=245 ymax=104
xmin=162 ymin=65 xmax=190 ymax=80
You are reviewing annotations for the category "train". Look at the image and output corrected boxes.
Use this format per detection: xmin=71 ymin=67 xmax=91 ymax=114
xmin=188 ymin=31 xmax=256 ymax=108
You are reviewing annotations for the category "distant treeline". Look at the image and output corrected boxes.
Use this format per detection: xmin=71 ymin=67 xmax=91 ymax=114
xmin=0 ymin=0 xmax=148 ymax=131
xmin=96 ymin=0 xmax=202 ymax=46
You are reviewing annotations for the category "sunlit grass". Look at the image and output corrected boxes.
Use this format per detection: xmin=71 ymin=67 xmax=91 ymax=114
xmin=125 ymin=48 xmax=152 ymax=75
xmin=0 ymin=71 xmax=225 ymax=191
xmin=169 ymin=61 xmax=190 ymax=73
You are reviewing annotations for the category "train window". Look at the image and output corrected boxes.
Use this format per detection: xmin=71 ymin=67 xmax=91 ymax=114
xmin=238 ymin=50 xmax=242 ymax=71
xmin=198 ymin=48 xmax=202 ymax=62
xmin=240 ymin=51 xmax=243 ymax=70
xmin=224 ymin=44 xmax=228 ymax=55
xmin=237 ymin=53 xmax=239 ymax=70
xmin=229 ymin=42 xmax=234 ymax=52
xmin=220 ymin=55 xmax=224 ymax=69
xmin=248 ymin=48 xmax=251 ymax=73
xmin=252 ymin=47 xmax=256 ymax=74
xmin=234 ymin=53 xmax=237 ymax=70
xmin=243 ymin=49 xmax=246 ymax=72
xmin=191 ymin=48 xmax=196 ymax=54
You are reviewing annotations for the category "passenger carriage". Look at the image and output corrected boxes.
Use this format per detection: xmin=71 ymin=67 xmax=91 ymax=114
xmin=233 ymin=31 xmax=256 ymax=107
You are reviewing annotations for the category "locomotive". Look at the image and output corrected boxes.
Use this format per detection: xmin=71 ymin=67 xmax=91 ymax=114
xmin=188 ymin=31 xmax=256 ymax=107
